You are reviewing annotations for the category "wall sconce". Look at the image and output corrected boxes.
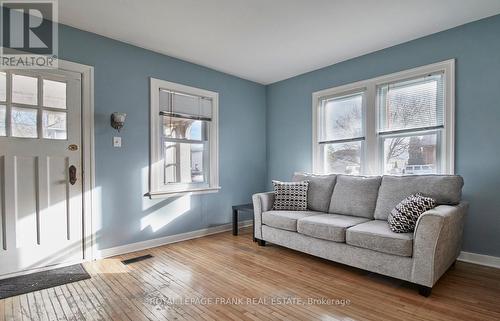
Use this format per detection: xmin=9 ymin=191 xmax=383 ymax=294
xmin=110 ymin=112 xmax=127 ymax=132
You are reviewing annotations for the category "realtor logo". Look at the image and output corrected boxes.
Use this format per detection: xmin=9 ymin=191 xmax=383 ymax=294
xmin=0 ymin=0 xmax=58 ymax=68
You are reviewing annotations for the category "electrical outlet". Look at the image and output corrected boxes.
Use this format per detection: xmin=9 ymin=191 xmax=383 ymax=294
xmin=113 ymin=136 xmax=122 ymax=147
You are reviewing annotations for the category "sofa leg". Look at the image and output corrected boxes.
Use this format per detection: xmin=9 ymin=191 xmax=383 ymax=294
xmin=257 ymin=239 xmax=266 ymax=246
xmin=451 ymin=259 xmax=457 ymax=268
xmin=418 ymin=286 xmax=432 ymax=297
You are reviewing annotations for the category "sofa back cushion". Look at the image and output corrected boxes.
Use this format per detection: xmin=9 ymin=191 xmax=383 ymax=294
xmin=329 ymin=175 xmax=382 ymax=218
xmin=374 ymin=175 xmax=464 ymax=220
xmin=293 ymin=172 xmax=337 ymax=212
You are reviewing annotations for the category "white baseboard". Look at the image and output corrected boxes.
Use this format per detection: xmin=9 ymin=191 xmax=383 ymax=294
xmin=458 ymin=251 xmax=500 ymax=269
xmin=95 ymin=220 xmax=253 ymax=259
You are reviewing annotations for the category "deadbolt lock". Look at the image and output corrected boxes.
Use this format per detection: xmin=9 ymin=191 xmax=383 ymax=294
xmin=68 ymin=144 xmax=79 ymax=151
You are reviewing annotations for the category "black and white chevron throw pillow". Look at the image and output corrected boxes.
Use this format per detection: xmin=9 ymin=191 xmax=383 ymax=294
xmin=272 ymin=180 xmax=309 ymax=211
xmin=388 ymin=193 xmax=436 ymax=233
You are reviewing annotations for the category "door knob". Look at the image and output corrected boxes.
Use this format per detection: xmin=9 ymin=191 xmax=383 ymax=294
xmin=69 ymin=165 xmax=77 ymax=185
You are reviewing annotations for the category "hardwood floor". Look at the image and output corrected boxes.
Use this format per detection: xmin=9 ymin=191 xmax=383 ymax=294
xmin=1 ymin=227 xmax=500 ymax=321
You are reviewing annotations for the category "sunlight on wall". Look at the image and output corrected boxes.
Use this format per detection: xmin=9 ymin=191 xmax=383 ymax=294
xmin=91 ymin=186 xmax=103 ymax=237
xmin=90 ymin=185 xmax=102 ymax=256
xmin=140 ymin=194 xmax=192 ymax=233
xmin=141 ymin=165 xmax=168 ymax=211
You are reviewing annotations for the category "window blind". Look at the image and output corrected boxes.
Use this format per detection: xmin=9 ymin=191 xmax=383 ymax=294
xmin=378 ymin=73 xmax=444 ymax=135
xmin=159 ymin=89 xmax=212 ymax=121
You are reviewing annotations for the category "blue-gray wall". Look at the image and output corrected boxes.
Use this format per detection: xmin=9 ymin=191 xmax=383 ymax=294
xmin=58 ymin=25 xmax=267 ymax=250
xmin=266 ymin=15 xmax=500 ymax=257
xmin=57 ymin=14 xmax=500 ymax=257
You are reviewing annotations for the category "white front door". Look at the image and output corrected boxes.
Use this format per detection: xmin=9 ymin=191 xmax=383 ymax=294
xmin=0 ymin=68 xmax=83 ymax=277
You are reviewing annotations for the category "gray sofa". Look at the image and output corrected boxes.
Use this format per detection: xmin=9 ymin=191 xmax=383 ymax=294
xmin=252 ymin=173 xmax=467 ymax=296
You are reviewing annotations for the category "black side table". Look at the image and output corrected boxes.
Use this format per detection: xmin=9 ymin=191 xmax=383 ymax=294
xmin=232 ymin=203 xmax=255 ymax=241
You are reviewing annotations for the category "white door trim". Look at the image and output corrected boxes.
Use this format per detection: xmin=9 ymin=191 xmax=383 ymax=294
xmin=57 ymin=59 xmax=95 ymax=263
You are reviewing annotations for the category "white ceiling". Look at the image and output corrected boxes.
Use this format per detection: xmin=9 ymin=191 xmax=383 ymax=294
xmin=59 ymin=0 xmax=500 ymax=84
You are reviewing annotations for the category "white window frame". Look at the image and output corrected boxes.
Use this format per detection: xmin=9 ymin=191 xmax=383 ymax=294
xmin=312 ymin=59 xmax=455 ymax=175
xmin=149 ymin=78 xmax=220 ymax=198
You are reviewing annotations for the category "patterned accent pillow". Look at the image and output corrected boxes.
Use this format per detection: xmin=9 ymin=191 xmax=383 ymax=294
xmin=272 ymin=180 xmax=309 ymax=211
xmin=388 ymin=193 xmax=437 ymax=233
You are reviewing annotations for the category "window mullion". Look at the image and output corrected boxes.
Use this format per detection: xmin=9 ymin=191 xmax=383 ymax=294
xmin=378 ymin=125 xmax=444 ymax=136
xmin=318 ymin=136 xmax=365 ymax=145
xmin=6 ymin=71 xmax=11 ymax=137
xmin=37 ymin=76 xmax=43 ymax=139
xmin=175 ymin=142 xmax=181 ymax=183
xmin=164 ymin=137 xmax=205 ymax=144
xmin=312 ymin=95 xmax=321 ymax=173
xmin=364 ymin=83 xmax=378 ymax=175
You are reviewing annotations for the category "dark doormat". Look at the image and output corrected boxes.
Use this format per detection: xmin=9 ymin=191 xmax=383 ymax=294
xmin=0 ymin=264 xmax=91 ymax=299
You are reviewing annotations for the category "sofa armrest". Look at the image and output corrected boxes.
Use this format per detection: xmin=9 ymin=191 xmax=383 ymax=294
xmin=411 ymin=202 xmax=468 ymax=287
xmin=252 ymin=192 xmax=275 ymax=239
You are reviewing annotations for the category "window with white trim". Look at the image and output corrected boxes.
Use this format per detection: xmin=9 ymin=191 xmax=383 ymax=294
xmin=149 ymin=78 xmax=219 ymax=197
xmin=313 ymin=60 xmax=454 ymax=176
xmin=317 ymin=91 xmax=365 ymax=175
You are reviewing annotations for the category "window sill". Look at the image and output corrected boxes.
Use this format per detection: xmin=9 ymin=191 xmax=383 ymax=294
xmin=145 ymin=186 xmax=221 ymax=199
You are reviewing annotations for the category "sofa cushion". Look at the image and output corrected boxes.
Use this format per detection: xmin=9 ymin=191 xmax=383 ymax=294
xmin=329 ymin=175 xmax=382 ymax=218
xmin=262 ymin=211 xmax=321 ymax=232
xmin=272 ymin=180 xmax=309 ymax=211
xmin=374 ymin=175 xmax=464 ymax=220
xmin=293 ymin=172 xmax=337 ymax=212
xmin=297 ymin=214 xmax=370 ymax=242
xmin=346 ymin=220 xmax=413 ymax=257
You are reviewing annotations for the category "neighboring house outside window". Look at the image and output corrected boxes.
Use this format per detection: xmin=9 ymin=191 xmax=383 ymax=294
xmin=313 ymin=60 xmax=455 ymax=176
xmin=149 ymin=78 xmax=219 ymax=197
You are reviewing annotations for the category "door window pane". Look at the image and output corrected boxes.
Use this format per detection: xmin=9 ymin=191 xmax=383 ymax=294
xmin=0 ymin=105 xmax=5 ymax=136
xmin=378 ymin=74 xmax=444 ymax=132
xmin=12 ymin=74 xmax=38 ymax=105
xmin=0 ymin=72 xmax=6 ymax=101
xmin=319 ymin=93 xmax=363 ymax=142
xmin=11 ymin=107 xmax=38 ymax=138
xmin=42 ymin=110 xmax=67 ymax=139
xmin=383 ymin=133 xmax=438 ymax=175
xmin=43 ymin=80 xmax=66 ymax=109
xmin=323 ymin=141 xmax=361 ymax=175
